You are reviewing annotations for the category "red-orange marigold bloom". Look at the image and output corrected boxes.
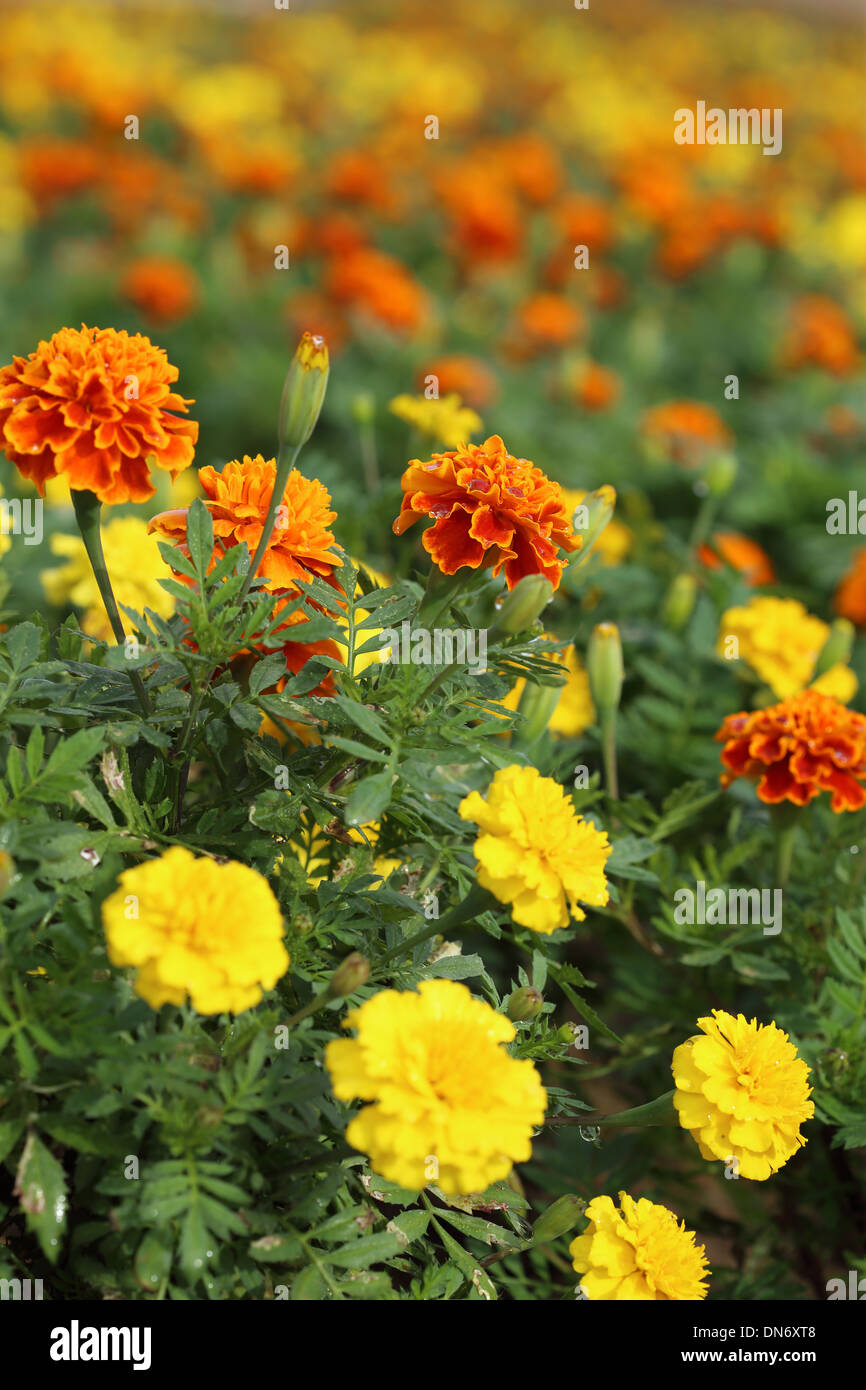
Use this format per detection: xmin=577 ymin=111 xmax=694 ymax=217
xmin=122 ymin=257 xmax=199 ymax=324
xmin=781 ymin=295 xmax=860 ymax=377
xmin=835 ymin=548 xmax=866 ymax=627
xmin=148 ymin=454 xmax=342 ymax=594
xmin=698 ymin=532 xmax=776 ymax=587
xmin=515 ymin=293 xmax=584 ymax=351
xmin=0 ymin=325 xmax=198 ymax=504
xmin=393 ymin=433 xmax=580 ymax=590
xmin=716 ymin=689 xmax=866 ymax=813
xmin=641 ymin=400 xmax=733 ymax=466
xmin=572 ymin=362 xmax=621 ymax=413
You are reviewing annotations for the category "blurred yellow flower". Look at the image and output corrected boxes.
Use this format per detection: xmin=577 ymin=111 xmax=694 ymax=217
xmin=500 ymin=641 xmax=596 ymax=737
xmin=389 ymin=393 xmax=482 ymax=448
xmin=41 ymin=516 xmax=173 ymax=642
xmin=325 ymin=978 xmax=546 ymax=1193
xmin=718 ymin=596 xmax=857 ymax=701
xmin=672 ymin=1010 xmax=814 ymax=1181
xmin=459 ymin=764 xmax=610 ymax=933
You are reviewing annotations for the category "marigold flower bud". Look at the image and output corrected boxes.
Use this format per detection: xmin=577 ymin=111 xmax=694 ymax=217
xmin=663 ymin=572 xmax=698 ymax=631
xmin=571 ymin=484 xmax=617 ymax=565
xmin=507 ymin=986 xmax=544 ymax=1022
xmin=515 ymin=680 xmax=563 ymax=745
xmin=532 ymin=1193 xmax=585 ymax=1243
xmin=587 ymin=622 xmax=623 ymax=714
xmin=814 ymin=617 xmax=855 ymax=678
xmin=327 ymin=951 xmax=370 ymax=999
xmin=279 ymin=332 xmax=330 ymax=450
xmin=489 ymin=574 xmax=553 ymax=638
xmin=704 ymin=451 xmax=738 ymax=497
xmin=0 ymin=850 xmax=15 ymax=896
xmin=351 ymin=392 xmax=375 ymax=426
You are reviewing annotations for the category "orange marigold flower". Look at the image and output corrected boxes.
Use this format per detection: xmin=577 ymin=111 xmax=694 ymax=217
xmin=515 ymin=293 xmax=584 ymax=352
xmin=0 ymin=325 xmax=198 ymax=504
xmin=835 ymin=548 xmax=866 ymax=627
xmin=417 ymin=355 xmax=499 ymax=411
xmin=148 ymin=454 xmax=342 ymax=594
xmin=572 ymin=361 xmax=621 ymax=412
xmin=716 ymin=689 xmax=866 ymax=813
xmin=122 ymin=256 xmax=199 ymax=325
xmin=326 ymin=248 xmax=427 ymax=334
xmin=781 ymin=295 xmax=860 ymax=377
xmin=698 ymin=532 xmax=776 ymax=587
xmin=393 ymin=433 xmax=580 ymax=590
xmin=18 ymin=137 xmax=100 ymax=208
xmin=641 ymin=399 xmax=733 ymax=467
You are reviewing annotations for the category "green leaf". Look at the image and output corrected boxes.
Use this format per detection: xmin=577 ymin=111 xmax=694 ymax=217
xmin=13 ymin=1131 xmax=68 ymax=1263
xmin=345 ymin=770 xmax=394 ymax=826
xmin=185 ymin=497 xmax=215 ymax=576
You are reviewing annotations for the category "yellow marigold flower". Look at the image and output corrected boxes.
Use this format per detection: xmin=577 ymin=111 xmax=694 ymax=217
xmin=388 ymin=392 xmax=482 ymax=448
xmin=285 ymin=815 xmax=382 ymax=888
xmin=560 ymin=487 xmax=632 ymax=566
xmin=102 ymin=847 xmax=289 ymax=1014
xmin=500 ymin=640 xmax=596 ymax=738
xmin=570 ymin=1192 xmax=709 ymax=1301
xmin=459 ymin=765 xmax=610 ymax=933
xmin=0 ymin=486 xmax=12 ymax=557
xmin=325 ymin=978 xmax=546 ymax=1194
xmin=671 ymin=1010 xmax=814 ymax=1181
xmin=41 ymin=515 xmax=174 ymax=641
xmin=719 ymin=596 xmax=857 ymax=700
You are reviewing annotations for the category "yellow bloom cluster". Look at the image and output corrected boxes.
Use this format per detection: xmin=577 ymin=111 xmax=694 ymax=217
xmin=325 ymin=978 xmax=546 ymax=1194
xmin=570 ymin=1192 xmax=709 ymax=1301
xmin=671 ymin=1010 xmax=814 ymax=1181
xmin=42 ymin=515 xmax=174 ymax=643
xmin=718 ymin=596 xmax=857 ymax=702
xmin=388 ymin=392 xmax=482 ymax=448
xmin=459 ymin=765 xmax=610 ymax=933
xmin=102 ymin=847 xmax=289 ymax=1014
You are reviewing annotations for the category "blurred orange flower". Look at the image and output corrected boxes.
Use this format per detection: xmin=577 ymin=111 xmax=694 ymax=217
xmin=572 ymin=361 xmax=621 ymax=412
xmin=18 ymin=137 xmax=99 ymax=208
xmin=514 ymin=293 xmax=585 ymax=354
xmin=122 ymin=257 xmax=199 ymax=324
xmin=698 ymin=532 xmax=776 ymax=586
xmin=716 ymin=689 xmax=866 ymax=813
xmin=148 ymin=455 xmax=342 ymax=594
xmin=835 ymin=548 xmax=866 ymax=627
xmin=417 ymin=355 xmax=499 ymax=410
xmin=326 ymin=248 xmax=427 ymax=334
xmin=393 ymin=433 xmax=580 ymax=590
xmin=641 ymin=400 xmax=733 ymax=466
xmin=0 ymin=325 xmax=197 ymax=504
xmin=781 ymin=295 xmax=860 ymax=376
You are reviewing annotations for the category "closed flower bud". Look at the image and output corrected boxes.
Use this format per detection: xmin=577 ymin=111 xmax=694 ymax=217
xmin=704 ymin=451 xmax=738 ymax=497
xmin=571 ymin=485 xmax=617 ymax=566
xmin=532 ymin=1193 xmax=585 ymax=1243
xmin=663 ymin=572 xmax=698 ymax=631
xmin=515 ymin=680 xmax=562 ymax=746
xmin=814 ymin=618 xmax=855 ymax=678
xmin=351 ymin=392 xmax=375 ymax=426
xmin=489 ymin=574 xmax=553 ymax=638
xmin=279 ymin=332 xmax=330 ymax=450
xmin=327 ymin=951 xmax=370 ymax=999
xmin=587 ymin=622 xmax=623 ymax=714
xmin=507 ymin=986 xmax=544 ymax=1022
xmin=0 ymin=850 xmax=15 ymax=896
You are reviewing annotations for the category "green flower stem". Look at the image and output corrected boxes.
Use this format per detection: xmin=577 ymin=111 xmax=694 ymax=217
xmin=238 ymin=439 xmax=303 ymax=604
xmin=375 ymin=882 xmax=490 ymax=971
xmin=71 ymin=489 xmax=151 ymax=718
xmin=772 ymin=817 xmax=798 ymax=891
xmin=600 ymin=708 xmax=619 ymax=800
xmin=544 ymin=1089 xmax=677 ymax=1129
